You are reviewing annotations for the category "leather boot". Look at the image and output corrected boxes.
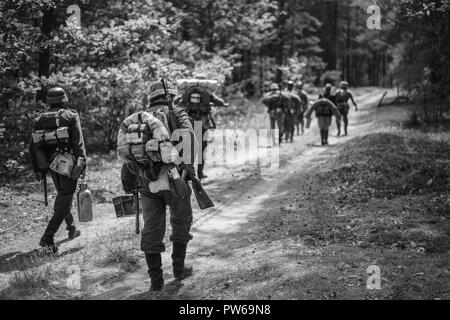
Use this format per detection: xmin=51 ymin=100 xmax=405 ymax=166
xmin=39 ymin=236 xmax=58 ymax=254
xmin=145 ymin=253 xmax=164 ymax=291
xmin=172 ymin=242 xmax=193 ymax=280
xmin=68 ymin=226 xmax=81 ymax=240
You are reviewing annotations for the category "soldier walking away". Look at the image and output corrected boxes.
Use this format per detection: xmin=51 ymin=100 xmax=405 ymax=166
xmin=175 ymin=74 xmax=228 ymax=180
xmin=29 ymin=87 xmax=86 ymax=254
xmin=119 ymin=80 xmax=197 ymax=292
xmin=305 ymin=95 xmax=342 ymax=146
xmin=261 ymin=83 xmax=290 ymax=144
xmin=323 ymin=83 xmax=335 ymax=103
xmin=335 ymin=81 xmax=358 ymax=136
xmin=295 ymin=81 xmax=309 ymax=135
xmin=283 ymin=82 xmax=303 ymax=142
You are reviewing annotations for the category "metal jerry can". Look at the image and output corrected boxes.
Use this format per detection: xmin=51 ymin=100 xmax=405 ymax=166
xmin=77 ymin=183 xmax=93 ymax=223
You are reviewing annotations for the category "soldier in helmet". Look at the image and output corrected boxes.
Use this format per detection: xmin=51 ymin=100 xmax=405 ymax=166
xmin=305 ymin=94 xmax=341 ymax=146
xmin=29 ymin=87 xmax=86 ymax=254
xmin=283 ymin=81 xmax=302 ymax=142
xmin=334 ymin=81 xmax=358 ymax=136
xmin=261 ymin=83 xmax=290 ymax=144
xmin=175 ymin=73 xmax=228 ymax=180
xmin=120 ymin=80 xmax=197 ymax=292
xmin=323 ymin=83 xmax=335 ymax=103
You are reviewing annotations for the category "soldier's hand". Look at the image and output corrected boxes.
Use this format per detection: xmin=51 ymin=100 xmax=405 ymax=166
xmin=71 ymin=165 xmax=83 ymax=180
xmin=181 ymin=164 xmax=195 ymax=181
xmin=355 ymin=106 xmax=358 ymax=112
xmin=35 ymin=173 xmax=42 ymax=182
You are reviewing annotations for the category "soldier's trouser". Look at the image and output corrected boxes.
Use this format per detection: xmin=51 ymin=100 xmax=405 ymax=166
xmin=336 ymin=105 xmax=349 ymax=134
xmin=140 ymin=188 xmax=193 ymax=254
xmin=284 ymin=115 xmax=295 ymax=142
xmin=197 ymin=128 xmax=209 ymax=178
xmin=41 ymin=171 xmax=77 ymax=242
xmin=317 ymin=116 xmax=332 ymax=144
xmin=270 ymin=113 xmax=285 ymax=142
xmin=296 ymin=113 xmax=304 ymax=134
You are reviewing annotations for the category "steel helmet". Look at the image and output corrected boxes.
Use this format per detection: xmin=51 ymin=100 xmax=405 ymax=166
xmin=269 ymin=83 xmax=280 ymax=91
xmin=46 ymin=87 xmax=69 ymax=105
xmin=149 ymin=80 xmax=177 ymax=106
xmin=340 ymin=81 xmax=349 ymax=88
xmin=325 ymin=83 xmax=332 ymax=89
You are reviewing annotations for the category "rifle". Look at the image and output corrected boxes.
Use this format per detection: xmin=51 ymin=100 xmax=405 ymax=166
xmin=134 ymin=172 xmax=140 ymax=235
xmin=190 ymin=174 xmax=214 ymax=210
xmin=41 ymin=171 xmax=48 ymax=207
xmin=161 ymin=78 xmax=179 ymax=133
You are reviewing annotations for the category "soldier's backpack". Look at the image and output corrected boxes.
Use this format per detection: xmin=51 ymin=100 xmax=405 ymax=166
xmin=31 ymin=110 xmax=71 ymax=172
xmin=177 ymin=79 xmax=218 ymax=114
xmin=315 ymin=100 xmax=334 ymax=117
xmin=116 ymin=111 xmax=174 ymax=181
xmin=32 ymin=110 xmax=70 ymax=149
xmin=180 ymin=86 xmax=211 ymax=113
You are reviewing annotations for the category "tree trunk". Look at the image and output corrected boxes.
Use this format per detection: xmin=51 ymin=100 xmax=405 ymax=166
xmin=37 ymin=7 xmax=55 ymax=103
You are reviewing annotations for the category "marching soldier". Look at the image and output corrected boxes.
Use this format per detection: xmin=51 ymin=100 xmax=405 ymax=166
xmin=120 ymin=80 xmax=197 ymax=292
xmin=284 ymin=81 xmax=302 ymax=142
xmin=295 ymin=81 xmax=309 ymax=135
xmin=323 ymin=83 xmax=335 ymax=103
xmin=29 ymin=87 xmax=86 ymax=254
xmin=262 ymin=83 xmax=290 ymax=144
xmin=175 ymin=74 xmax=228 ymax=180
xmin=334 ymin=81 xmax=358 ymax=136
xmin=305 ymin=95 xmax=341 ymax=146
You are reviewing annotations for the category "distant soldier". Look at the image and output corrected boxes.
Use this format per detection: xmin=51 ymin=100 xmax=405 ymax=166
xmin=284 ymin=81 xmax=302 ymax=142
xmin=175 ymin=74 xmax=228 ymax=180
xmin=305 ymin=95 xmax=341 ymax=146
xmin=295 ymin=81 xmax=309 ymax=135
xmin=323 ymin=83 xmax=335 ymax=103
xmin=262 ymin=83 xmax=290 ymax=144
xmin=29 ymin=87 xmax=86 ymax=254
xmin=119 ymin=80 xmax=197 ymax=292
xmin=334 ymin=81 xmax=358 ymax=136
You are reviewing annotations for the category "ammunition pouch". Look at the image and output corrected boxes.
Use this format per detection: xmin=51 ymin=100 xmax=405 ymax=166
xmin=117 ymin=139 xmax=163 ymax=165
xmin=113 ymin=195 xmax=139 ymax=218
xmin=32 ymin=127 xmax=70 ymax=147
xmin=49 ymin=151 xmax=75 ymax=178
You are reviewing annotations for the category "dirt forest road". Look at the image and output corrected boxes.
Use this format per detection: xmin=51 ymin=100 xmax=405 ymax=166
xmin=87 ymin=88 xmax=388 ymax=300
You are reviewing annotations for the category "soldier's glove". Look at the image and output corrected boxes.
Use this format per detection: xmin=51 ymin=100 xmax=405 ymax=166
xmin=355 ymin=106 xmax=358 ymax=112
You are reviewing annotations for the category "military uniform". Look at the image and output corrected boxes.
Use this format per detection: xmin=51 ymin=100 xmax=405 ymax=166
xmin=262 ymin=85 xmax=290 ymax=144
xmin=283 ymin=91 xmax=302 ymax=142
xmin=305 ymin=98 xmax=341 ymax=146
xmin=334 ymin=87 xmax=357 ymax=136
xmin=29 ymin=87 xmax=86 ymax=253
xmin=296 ymin=89 xmax=309 ymax=135
xmin=120 ymin=80 xmax=197 ymax=291
xmin=177 ymin=85 xmax=226 ymax=179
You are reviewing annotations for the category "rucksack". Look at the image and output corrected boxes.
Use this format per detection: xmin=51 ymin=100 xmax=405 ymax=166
xmin=315 ymin=101 xmax=333 ymax=117
xmin=117 ymin=111 xmax=176 ymax=172
xmin=181 ymin=86 xmax=211 ymax=113
xmin=31 ymin=110 xmax=70 ymax=149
